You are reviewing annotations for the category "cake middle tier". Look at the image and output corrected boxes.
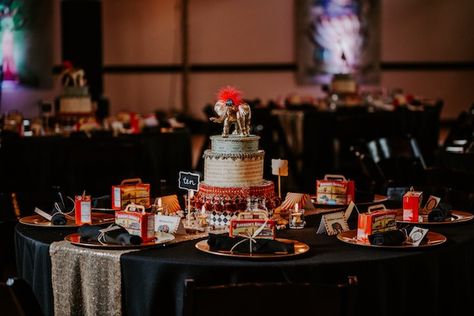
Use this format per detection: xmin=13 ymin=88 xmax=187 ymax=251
xmin=203 ymin=150 xmax=264 ymax=187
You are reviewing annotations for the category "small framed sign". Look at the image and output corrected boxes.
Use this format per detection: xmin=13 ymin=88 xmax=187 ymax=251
xmin=178 ymin=171 xmax=200 ymax=191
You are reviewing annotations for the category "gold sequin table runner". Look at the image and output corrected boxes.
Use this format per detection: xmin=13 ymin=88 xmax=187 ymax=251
xmin=50 ymin=241 xmax=136 ymax=316
xmin=49 ymin=232 xmax=207 ymax=316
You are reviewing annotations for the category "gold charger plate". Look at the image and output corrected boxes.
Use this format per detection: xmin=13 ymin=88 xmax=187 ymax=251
xmin=64 ymin=232 xmax=175 ymax=249
xmin=337 ymin=230 xmax=446 ymax=249
xmin=19 ymin=213 xmax=114 ymax=228
xmin=195 ymin=238 xmax=310 ymax=259
xmin=396 ymin=210 xmax=474 ymax=225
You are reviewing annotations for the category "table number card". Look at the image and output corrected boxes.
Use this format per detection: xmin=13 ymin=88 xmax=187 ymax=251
xmin=271 ymin=159 xmax=288 ymax=176
xmin=272 ymin=159 xmax=288 ymax=198
xmin=155 ymin=215 xmax=186 ymax=235
xmin=316 ymin=211 xmax=350 ymax=236
xmin=178 ymin=171 xmax=200 ymax=191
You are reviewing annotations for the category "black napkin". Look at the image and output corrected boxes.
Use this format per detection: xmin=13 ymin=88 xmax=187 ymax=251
xmin=51 ymin=213 xmax=67 ymax=225
xmin=41 ymin=186 xmax=73 ymax=225
xmin=207 ymin=233 xmax=295 ymax=254
xmin=78 ymin=224 xmax=143 ymax=245
xmin=368 ymin=230 xmax=406 ymax=246
xmin=428 ymin=202 xmax=453 ymax=222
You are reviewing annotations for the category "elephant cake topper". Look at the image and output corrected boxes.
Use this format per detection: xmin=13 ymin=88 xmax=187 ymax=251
xmin=210 ymin=86 xmax=251 ymax=137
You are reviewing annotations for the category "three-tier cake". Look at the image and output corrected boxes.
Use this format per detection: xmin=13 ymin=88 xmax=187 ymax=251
xmin=193 ymin=86 xmax=279 ymax=227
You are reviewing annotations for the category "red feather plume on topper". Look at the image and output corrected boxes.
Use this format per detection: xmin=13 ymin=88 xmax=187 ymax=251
xmin=216 ymin=86 xmax=243 ymax=107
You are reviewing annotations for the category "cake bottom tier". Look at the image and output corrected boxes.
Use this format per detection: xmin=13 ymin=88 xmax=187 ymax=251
xmin=194 ymin=180 xmax=281 ymax=228
xmin=194 ymin=180 xmax=280 ymax=213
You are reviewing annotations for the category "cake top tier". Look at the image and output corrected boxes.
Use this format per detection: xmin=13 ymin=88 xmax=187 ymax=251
xmin=210 ymin=135 xmax=260 ymax=154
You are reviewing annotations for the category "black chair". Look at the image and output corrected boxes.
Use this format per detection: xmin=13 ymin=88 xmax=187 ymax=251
xmin=183 ymin=276 xmax=358 ymax=316
xmin=2 ymin=277 xmax=43 ymax=316
xmin=350 ymin=145 xmax=387 ymax=194
xmin=364 ymin=136 xmax=427 ymax=187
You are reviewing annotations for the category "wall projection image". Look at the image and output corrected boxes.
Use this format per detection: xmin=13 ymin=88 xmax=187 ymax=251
xmin=296 ymin=0 xmax=380 ymax=85
xmin=0 ymin=0 xmax=53 ymax=88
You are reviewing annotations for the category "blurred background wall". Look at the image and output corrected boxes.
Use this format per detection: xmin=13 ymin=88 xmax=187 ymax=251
xmin=3 ymin=0 xmax=474 ymax=121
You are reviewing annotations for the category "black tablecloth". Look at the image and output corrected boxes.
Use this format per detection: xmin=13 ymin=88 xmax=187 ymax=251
xmin=0 ymin=130 xmax=192 ymax=215
xmin=15 ymin=220 xmax=474 ymax=316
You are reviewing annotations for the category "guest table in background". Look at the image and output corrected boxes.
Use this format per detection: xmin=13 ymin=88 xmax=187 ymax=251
xmin=0 ymin=129 xmax=192 ymax=215
xmin=259 ymin=104 xmax=442 ymax=192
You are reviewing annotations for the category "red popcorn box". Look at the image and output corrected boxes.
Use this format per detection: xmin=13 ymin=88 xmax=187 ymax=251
xmin=403 ymin=190 xmax=423 ymax=222
xmin=316 ymin=174 xmax=355 ymax=205
xmin=115 ymin=204 xmax=155 ymax=242
xmin=357 ymin=205 xmax=397 ymax=242
xmin=75 ymin=195 xmax=92 ymax=225
xmin=112 ymin=178 xmax=151 ymax=210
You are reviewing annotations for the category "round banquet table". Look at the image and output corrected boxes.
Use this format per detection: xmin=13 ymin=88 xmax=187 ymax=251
xmin=15 ymin=220 xmax=474 ymax=316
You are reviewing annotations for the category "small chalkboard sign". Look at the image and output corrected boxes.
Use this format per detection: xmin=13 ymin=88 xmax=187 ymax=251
xmin=178 ymin=171 xmax=200 ymax=191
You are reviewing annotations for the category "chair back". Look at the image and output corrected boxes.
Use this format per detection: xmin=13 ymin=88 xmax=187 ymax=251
xmin=363 ymin=136 xmax=427 ymax=186
xmin=183 ymin=276 xmax=358 ymax=316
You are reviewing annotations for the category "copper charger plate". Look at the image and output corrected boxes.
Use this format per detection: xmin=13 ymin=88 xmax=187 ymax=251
xmin=195 ymin=238 xmax=310 ymax=259
xmin=64 ymin=232 xmax=175 ymax=249
xmin=337 ymin=230 xmax=446 ymax=249
xmin=19 ymin=212 xmax=114 ymax=228
xmin=396 ymin=210 xmax=474 ymax=225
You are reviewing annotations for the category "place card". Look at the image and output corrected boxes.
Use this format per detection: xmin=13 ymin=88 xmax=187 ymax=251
xmin=35 ymin=207 xmax=53 ymax=221
xmin=344 ymin=201 xmax=358 ymax=220
xmin=155 ymin=215 xmax=186 ymax=235
xmin=423 ymin=195 xmax=441 ymax=214
xmin=316 ymin=211 xmax=349 ymax=236
xmin=408 ymin=226 xmax=429 ymax=246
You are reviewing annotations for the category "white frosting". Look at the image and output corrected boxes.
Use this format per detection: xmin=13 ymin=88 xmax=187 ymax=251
xmin=204 ymin=155 xmax=264 ymax=187
xmin=210 ymin=135 xmax=260 ymax=154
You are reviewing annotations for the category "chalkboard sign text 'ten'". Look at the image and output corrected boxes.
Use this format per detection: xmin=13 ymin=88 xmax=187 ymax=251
xmin=178 ymin=171 xmax=200 ymax=191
